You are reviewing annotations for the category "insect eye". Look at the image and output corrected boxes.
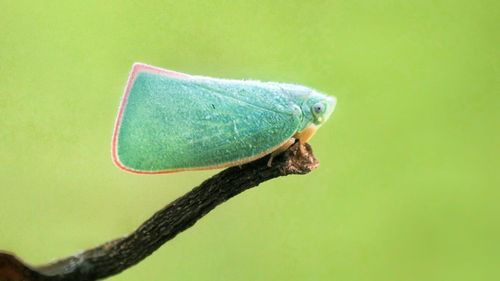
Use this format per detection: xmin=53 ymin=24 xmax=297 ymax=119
xmin=312 ymin=103 xmax=325 ymax=115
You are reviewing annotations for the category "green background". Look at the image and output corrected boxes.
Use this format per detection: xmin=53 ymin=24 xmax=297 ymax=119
xmin=1 ymin=1 xmax=498 ymax=280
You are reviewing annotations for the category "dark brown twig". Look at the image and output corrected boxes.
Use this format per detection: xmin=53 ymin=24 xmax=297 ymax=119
xmin=0 ymin=143 xmax=318 ymax=281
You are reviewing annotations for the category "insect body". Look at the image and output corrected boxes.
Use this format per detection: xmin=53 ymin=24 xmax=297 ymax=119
xmin=112 ymin=63 xmax=336 ymax=174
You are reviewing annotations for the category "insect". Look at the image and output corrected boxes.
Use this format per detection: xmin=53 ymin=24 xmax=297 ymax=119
xmin=112 ymin=63 xmax=337 ymax=174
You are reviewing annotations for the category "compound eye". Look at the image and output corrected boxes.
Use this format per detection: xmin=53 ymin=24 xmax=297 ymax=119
xmin=312 ymin=102 xmax=325 ymax=115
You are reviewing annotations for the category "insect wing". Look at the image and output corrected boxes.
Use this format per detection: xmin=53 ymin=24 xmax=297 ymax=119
xmin=112 ymin=64 xmax=300 ymax=173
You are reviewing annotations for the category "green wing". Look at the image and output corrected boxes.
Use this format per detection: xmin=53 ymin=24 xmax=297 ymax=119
xmin=114 ymin=71 xmax=301 ymax=173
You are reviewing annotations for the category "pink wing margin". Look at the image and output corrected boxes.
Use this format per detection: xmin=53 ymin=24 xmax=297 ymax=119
xmin=111 ymin=63 xmax=192 ymax=174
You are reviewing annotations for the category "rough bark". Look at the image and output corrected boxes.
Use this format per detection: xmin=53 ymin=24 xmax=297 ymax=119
xmin=0 ymin=143 xmax=318 ymax=281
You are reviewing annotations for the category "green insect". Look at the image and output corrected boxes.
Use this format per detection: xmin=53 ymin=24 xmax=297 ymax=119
xmin=112 ymin=63 xmax=337 ymax=174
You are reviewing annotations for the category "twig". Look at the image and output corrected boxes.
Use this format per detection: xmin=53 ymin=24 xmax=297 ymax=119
xmin=0 ymin=143 xmax=319 ymax=281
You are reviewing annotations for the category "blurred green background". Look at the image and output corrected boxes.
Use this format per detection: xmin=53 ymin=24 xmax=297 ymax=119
xmin=1 ymin=1 xmax=498 ymax=280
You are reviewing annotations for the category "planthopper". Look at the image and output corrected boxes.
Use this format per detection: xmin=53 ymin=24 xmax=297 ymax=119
xmin=112 ymin=63 xmax=336 ymax=174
